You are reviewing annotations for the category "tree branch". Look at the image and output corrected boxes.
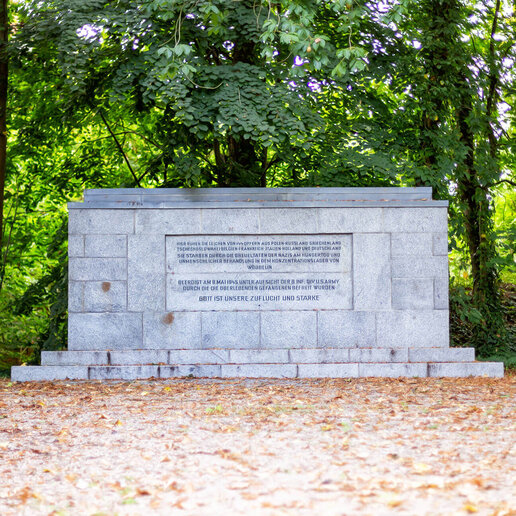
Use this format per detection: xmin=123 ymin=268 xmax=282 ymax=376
xmin=485 ymin=179 xmax=516 ymax=189
xmin=99 ymin=110 xmax=142 ymax=187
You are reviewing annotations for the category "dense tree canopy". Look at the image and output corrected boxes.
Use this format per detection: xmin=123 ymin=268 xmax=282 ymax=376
xmin=0 ymin=0 xmax=514 ymax=370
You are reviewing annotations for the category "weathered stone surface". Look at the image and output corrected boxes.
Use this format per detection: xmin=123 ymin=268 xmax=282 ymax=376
xmin=109 ymin=350 xmax=169 ymax=365
xmin=160 ymin=365 xmax=222 ymax=378
xmin=11 ymin=366 xmax=88 ymax=381
xmin=434 ymin=277 xmax=449 ymax=310
xmin=69 ymin=209 xmax=134 ymax=235
xmin=201 ymin=209 xmax=260 ymax=233
xmin=69 ymin=258 xmax=127 ymax=281
xmin=290 ymin=348 xmax=350 ymax=363
xmin=221 ymin=364 xmax=297 ymax=378
xmin=229 ymin=349 xmax=289 ymax=364
xmin=88 ymin=365 xmax=159 ymax=380
xmin=68 ymin=313 xmax=142 ymax=350
xmin=41 ymin=351 xmax=108 ymax=366
xmin=259 ymin=208 xmax=318 ymax=233
xmin=353 ymin=233 xmax=391 ymax=309
xmin=349 ymin=348 xmax=408 ymax=363
xmin=84 ymin=281 xmax=127 ymax=312
xmin=376 ymin=311 xmax=449 ymax=348
xmin=433 ymin=233 xmax=448 ymax=256
xmin=318 ymin=311 xmax=376 ymax=348
xmin=169 ymin=350 xmax=230 ymax=364
xmin=298 ymin=363 xmax=359 ymax=378
xmin=68 ymin=235 xmax=84 ymax=257
xmin=143 ymin=312 xmax=201 ymax=349
xmin=391 ymin=233 xmax=433 ymax=257
xmin=428 ymin=362 xmax=504 ymax=378
xmin=392 ymin=279 xmax=434 ymax=310
xmin=391 ymin=256 xmax=448 ymax=279
xmin=85 ymin=235 xmax=127 ymax=257
xmin=261 ymin=311 xmax=316 ymax=349
xmin=202 ymin=312 xmax=260 ymax=349
xmin=134 ymin=209 xmax=201 ymax=234
xmin=128 ymin=235 xmax=165 ymax=312
xmin=409 ymin=347 xmax=475 ymax=362
xmin=383 ymin=208 xmax=447 ymax=233
xmin=68 ymin=281 xmax=83 ymax=313
xmin=359 ymin=363 xmax=427 ymax=378
xmin=318 ymin=208 xmax=383 ymax=233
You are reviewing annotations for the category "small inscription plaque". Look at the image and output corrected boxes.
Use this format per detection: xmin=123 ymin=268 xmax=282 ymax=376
xmin=166 ymin=235 xmax=352 ymax=310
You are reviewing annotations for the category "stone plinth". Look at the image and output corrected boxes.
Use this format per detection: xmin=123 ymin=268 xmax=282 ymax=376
xmin=11 ymin=187 xmax=504 ymax=380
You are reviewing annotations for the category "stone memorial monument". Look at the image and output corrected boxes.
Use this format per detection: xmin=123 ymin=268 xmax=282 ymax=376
xmin=11 ymin=187 xmax=504 ymax=380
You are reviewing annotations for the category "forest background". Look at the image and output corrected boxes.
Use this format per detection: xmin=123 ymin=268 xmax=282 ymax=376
xmin=0 ymin=0 xmax=514 ymax=374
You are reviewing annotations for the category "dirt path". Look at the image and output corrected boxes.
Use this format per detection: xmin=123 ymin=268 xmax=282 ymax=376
xmin=0 ymin=376 xmax=515 ymax=515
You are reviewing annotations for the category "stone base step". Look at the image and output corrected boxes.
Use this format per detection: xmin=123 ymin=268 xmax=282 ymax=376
xmin=40 ymin=347 xmax=477 ymax=366
xmin=12 ymin=361 xmax=504 ymax=381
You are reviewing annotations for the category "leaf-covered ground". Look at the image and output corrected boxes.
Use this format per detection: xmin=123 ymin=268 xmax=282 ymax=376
xmin=0 ymin=376 xmax=515 ymax=516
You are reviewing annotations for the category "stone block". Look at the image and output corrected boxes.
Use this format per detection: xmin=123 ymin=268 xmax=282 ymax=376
xmin=383 ymin=208 xmax=447 ymax=233
xmin=69 ymin=209 xmax=134 ymax=235
xmin=69 ymin=258 xmax=126 ymax=281
xmin=68 ymin=235 xmax=84 ymax=257
xmin=349 ymin=348 xmax=408 ymax=362
xmin=221 ymin=364 xmax=297 ymax=378
xmin=84 ymin=281 xmax=127 ymax=312
xmin=85 ymin=235 xmax=127 ymax=257
xmin=353 ymin=233 xmax=391 ymax=309
xmin=433 ymin=233 xmax=448 ymax=255
xmin=392 ymin=279 xmax=434 ymax=310
xmin=289 ymin=348 xmax=350 ymax=363
xmin=11 ymin=366 xmax=89 ymax=381
xmin=128 ymin=235 xmax=165 ymax=312
xmin=359 ymin=363 xmax=427 ymax=378
xmin=68 ymin=313 xmax=143 ymax=350
xmin=88 ymin=365 xmax=159 ymax=380
xmin=392 ymin=256 xmax=448 ymax=278
xmin=68 ymin=281 xmax=83 ymax=312
xmin=41 ymin=351 xmax=108 ymax=365
xmin=434 ymin=277 xmax=449 ymax=309
xmin=168 ymin=350 xmax=229 ymax=364
xmin=391 ymin=233 xmax=432 ymax=256
xmin=201 ymin=209 xmax=260 ymax=233
xmin=298 ymin=363 xmax=359 ymax=378
xmin=143 ymin=312 xmax=201 ymax=349
xmin=376 ymin=311 xmax=449 ymax=348
xmin=428 ymin=362 xmax=504 ymax=378
xmin=160 ymin=365 xmax=222 ymax=378
xmin=318 ymin=311 xmax=376 ymax=348
xmin=318 ymin=208 xmax=383 ymax=233
xmin=259 ymin=208 xmax=318 ymax=233
xmin=229 ymin=349 xmax=289 ymax=363
xmin=261 ymin=311 xmax=316 ymax=349
xmin=409 ymin=347 xmax=475 ymax=362
xmin=202 ymin=312 xmax=260 ymax=349
xmin=109 ymin=350 xmax=169 ymax=365
xmin=134 ymin=209 xmax=201 ymax=234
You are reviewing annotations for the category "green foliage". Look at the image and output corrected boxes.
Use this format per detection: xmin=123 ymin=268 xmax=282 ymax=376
xmin=450 ymin=281 xmax=516 ymax=367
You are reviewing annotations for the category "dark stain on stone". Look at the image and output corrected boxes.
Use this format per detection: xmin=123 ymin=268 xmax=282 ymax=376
xmin=162 ymin=312 xmax=175 ymax=325
xmin=101 ymin=282 xmax=111 ymax=292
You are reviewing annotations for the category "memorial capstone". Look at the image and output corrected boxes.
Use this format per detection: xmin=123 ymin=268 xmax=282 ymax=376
xmin=11 ymin=187 xmax=504 ymax=380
